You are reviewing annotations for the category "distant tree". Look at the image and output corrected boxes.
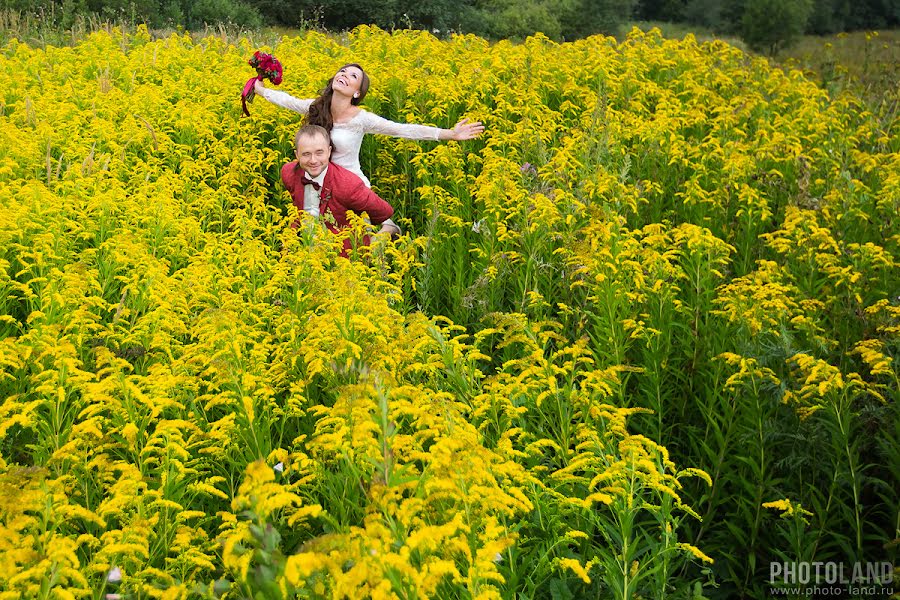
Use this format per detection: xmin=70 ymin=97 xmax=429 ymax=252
xmin=9 ymin=0 xmax=894 ymax=38
xmin=740 ymin=0 xmax=811 ymax=54
xmin=635 ymin=0 xmax=686 ymax=21
xmin=0 ymin=0 xmax=85 ymax=27
xmin=449 ymin=0 xmax=633 ymax=40
xmin=559 ymin=0 xmax=636 ymax=38
xmin=398 ymin=0 xmax=463 ymax=32
xmin=243 ymin=0 xmax=308 ymax=27
xmin=844 ymin=0 xmax=900 ymax=29
xmin=484 ymin=0 xmax=563 ymax=39
xmin=85 ymin=0 xmax=158 ymax=22
xmin=806 ymin=0 xmax=851 ymax=34
xmin=0 ymin=0 xmax=265 ymax=27
xmin=682 ymin=0 xmax=724 ymax=29
xmin=307 ymin=0 xmax=397 ymax=30
xmin=251 ymin=0 xmax=471 ymax=33
xmin=188 ymin=0 xmax=262 ymax=28
xmin=444 ymin=0 xmax=558 ymax=39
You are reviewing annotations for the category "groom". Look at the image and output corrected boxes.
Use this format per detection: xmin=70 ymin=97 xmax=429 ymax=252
xmin=282 ymin=124 xmax=395 ymax=255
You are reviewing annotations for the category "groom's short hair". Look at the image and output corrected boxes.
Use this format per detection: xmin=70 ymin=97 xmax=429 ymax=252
xmin=295 ymin=124 xmax=330 ymax=146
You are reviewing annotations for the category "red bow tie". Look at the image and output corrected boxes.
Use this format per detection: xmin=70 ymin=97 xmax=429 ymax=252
xmin=300 ymin=175 xmax=321 ymax=190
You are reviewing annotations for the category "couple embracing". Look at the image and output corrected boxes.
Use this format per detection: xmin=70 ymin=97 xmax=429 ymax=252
xmin=254 ymin=63 xmax=484 ymax=254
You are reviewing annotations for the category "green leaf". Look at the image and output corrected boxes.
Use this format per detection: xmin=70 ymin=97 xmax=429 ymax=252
xmin=549 ymin=577 xmax=575 ymax=600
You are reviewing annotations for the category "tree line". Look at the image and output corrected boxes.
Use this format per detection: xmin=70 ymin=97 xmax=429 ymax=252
xmin=640 ymin=0 xmax=899 ymax=51
xmin=2 ymin=0 xmax=898 ymax=52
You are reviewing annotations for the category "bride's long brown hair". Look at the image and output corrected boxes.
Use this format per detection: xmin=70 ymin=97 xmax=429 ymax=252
xmin=305 ymin=63 xmax=370 ymax=132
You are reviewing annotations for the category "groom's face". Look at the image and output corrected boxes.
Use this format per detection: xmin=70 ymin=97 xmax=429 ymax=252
xmin=295 ymin=132 xmax=331 ymax=178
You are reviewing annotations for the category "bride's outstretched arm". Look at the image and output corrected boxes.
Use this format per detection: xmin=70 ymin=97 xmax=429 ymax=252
xmin=253 ymin=80 xmax=313 ymax=114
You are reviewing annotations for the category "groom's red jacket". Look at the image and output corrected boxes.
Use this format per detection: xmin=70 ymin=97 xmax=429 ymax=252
xmin=281 ymin=160 xmax=394 ymax=254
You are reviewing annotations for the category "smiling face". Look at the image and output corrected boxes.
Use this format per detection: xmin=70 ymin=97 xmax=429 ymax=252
xmin=295 ymin=130 xmax=331 ymax=178
xmin=331 ymin=64 xmax=369 ymax=105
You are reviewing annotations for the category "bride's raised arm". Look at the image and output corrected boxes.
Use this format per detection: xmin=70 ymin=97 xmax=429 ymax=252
xmin=254 ymin=80 xmax=313 ymax=115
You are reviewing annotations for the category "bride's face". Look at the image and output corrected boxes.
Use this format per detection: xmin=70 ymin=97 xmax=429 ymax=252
xmin=332 ymin=66 xmax=364 ymax=98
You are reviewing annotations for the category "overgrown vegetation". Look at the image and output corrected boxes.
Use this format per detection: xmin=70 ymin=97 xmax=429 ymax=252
xmin=1 ymin=24 xmax=898 ymax=599
xmin=778 ymin=29 xmax=900 ymax=117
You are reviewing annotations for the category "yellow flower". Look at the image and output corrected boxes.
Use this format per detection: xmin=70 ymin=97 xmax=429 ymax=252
xmin=763 ymin=499 xmax=813 ymax=524
xmin=557 ymin=557 xmax=592 ymax=584
xmin=677 ymin=543 xmax=715 ymax=564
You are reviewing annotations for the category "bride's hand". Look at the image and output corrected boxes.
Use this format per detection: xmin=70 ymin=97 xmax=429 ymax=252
xmin=449 ymin=118 xmax=485 ymax=141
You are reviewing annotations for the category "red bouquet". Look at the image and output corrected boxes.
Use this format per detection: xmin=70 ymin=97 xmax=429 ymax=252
xmin=241 ymin=51 xmax=283 ymax=116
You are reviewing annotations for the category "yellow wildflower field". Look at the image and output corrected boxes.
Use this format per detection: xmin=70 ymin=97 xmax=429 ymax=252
xmin=0 ymin=24 xmax=897 ymax=599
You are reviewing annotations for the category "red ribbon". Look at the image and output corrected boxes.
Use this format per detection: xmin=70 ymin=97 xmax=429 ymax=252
xmin=241 ymin=76 xmax=261 ymax=117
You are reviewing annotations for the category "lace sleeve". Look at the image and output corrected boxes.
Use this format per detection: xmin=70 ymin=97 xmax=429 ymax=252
xmin=356 ymin=111 xmax=443 ymax=141
xmin=255 ymin=86 xmax=313 ymax=114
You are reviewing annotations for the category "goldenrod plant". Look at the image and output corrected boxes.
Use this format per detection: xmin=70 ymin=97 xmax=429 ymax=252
xmin=0 ymin=24 xmax=897 ymax=599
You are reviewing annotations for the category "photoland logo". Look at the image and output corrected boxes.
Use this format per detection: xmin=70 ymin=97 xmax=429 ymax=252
xmin=769 ymin=562 xmax=894 ymax=586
